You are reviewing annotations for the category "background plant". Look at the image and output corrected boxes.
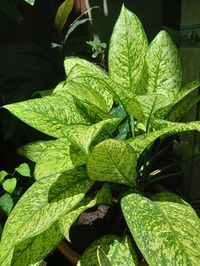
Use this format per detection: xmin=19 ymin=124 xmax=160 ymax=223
xmin=0 ymin=4 xmax=200 ymax=266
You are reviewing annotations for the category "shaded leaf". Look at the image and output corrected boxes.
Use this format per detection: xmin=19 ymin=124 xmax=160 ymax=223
xmin=121 ymin=193 xmax=200 ymax=266
xmin=34 ymin=138 xmax=86 ymax=180
xmin=77 ymin=235 xmax=138 ymax=266
xmin=15 ymin=163 xmax=31 ymax=177
xmin=97 ymin=247 xmax=112 ymax=266
xmin=0 ymin=167 xmax=93 ymax=264
xmin=55 ymin=0 xmax=74 ymax=33
xmin=59 ymin=183 xmax=112 ymax=241
xmin=2 ymin=178 xmax=17 ymax=194
xmin=0 ymin=193 xmax=13 ymax=215
xmin=87 ymin=139 xmax=137 ymax=187
xmin=109 ymin=5 xmax=148 ymax=92
xmin=11 ymin=222 xmax=63 ymax=266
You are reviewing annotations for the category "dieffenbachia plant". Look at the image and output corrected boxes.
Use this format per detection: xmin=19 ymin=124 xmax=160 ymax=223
xmin=0 ymin=5 xmax=200 ymax=266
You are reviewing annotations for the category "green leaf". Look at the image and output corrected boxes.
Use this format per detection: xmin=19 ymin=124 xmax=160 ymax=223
xmin=97 ymin=247 xmax=112 ymax=266
xmin=34 ymin=138 xmax=86 ymax=180
xmin=128 ymin=121 xmax=200 ymax=155
xmin=108 ymin=5 xmax=148 ymax=92
xmin=0 ymin=167 xmax=93 ymax=265
xmin=2 ymin=178 xmax=17 ymax=194
xmin=59 ymin=183 xmax=112 ymax=241
xmin=15 ymin=163 xmax=31 ymax=177
xmin=87 ymin=139 xmax=137 ymax=187
xmin=0 ymin=193 xmax=13 ymax=215
xmin=121 ymin=193 xmax=200 ymax=266
xmin=145 ymin=30 xmax=182 ymax=99
xmin=77 ymin=235 xmax=138 ymax=266
xmin=0 ymin=170 xmax=8 ymax=183
xmin=4 ymin=94 xmax=86 ymax=138
xmin=55 ymin=0 xmax=74 ymax=33
xmin=63 ymin=58 xmax=113 ymax=110
xmin=24 ymin=0 xmax=35 ymax=6
xmin=17 ymin=140 xmax=56 ymax=162
xmin=63 ymin=118 xmax=122 ymax=154
xmin=11 ymin=222 xmax=63 ymax=266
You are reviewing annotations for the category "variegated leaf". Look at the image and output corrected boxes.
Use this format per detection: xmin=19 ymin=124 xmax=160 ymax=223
xmin=4 ymin=94 xmax=86 ymax=138
xmin=17 ymin=140 xmax=56 ymax=162
xmin=108 ymin=5 xmax=148 ymax=92
xmin=77 ymin=235 xmax=138 ymax=266
xmin=63 ymin=118 xmax=122 ymax=154
xmin=11 ymin=222 xmax=63 ymax=266
xmin=97 ymin=247 xmax=112 ymax=266
xmin=63 ymin=57 xmax=113 ymax=110
xmin=34 ymin=139 xmax=86 ymax=180
xmin=87 ymin=139 xmax=137 ymax=187
xmin=0 ymin=167 xmax=93 ymax=265
xmin=121 ymin=193 xmax=200 ymax=266
xmin=145 ymin=30 xmax=182 ymax=100
xmin=128 ymin=121 xmax=200 ymax=155
xmin=59 ymin=184 xmax=112 ymax=241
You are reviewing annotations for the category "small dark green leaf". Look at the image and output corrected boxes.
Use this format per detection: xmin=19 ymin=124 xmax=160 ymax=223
xmin=55 ymin=0 xmax=74 ymax=33
xmin=0 ymin=193 xmax=13 ymax=215
xmin=2 ymin=178 xmax=17 ymax=194
xmin=97 ymin=247 xmax=112 ymax=266
xmin=15 ymin=163 xmax=31 ymax=177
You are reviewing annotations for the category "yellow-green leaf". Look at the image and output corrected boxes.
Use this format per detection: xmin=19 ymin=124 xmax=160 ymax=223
xmin=55 ymin=0 xmax=74 ymax=33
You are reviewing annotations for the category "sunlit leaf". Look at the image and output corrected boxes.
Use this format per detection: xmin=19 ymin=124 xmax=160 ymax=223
xmin=15 ymin=163 xmax=30 ymax=177
xmin=2 ymin=178 xmax=17 ymax=194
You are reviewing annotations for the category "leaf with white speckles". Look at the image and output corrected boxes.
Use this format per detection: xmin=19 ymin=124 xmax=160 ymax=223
xmin=109 ymin=5 xmax=148 ymax=93
xmin=63 ymin=57 xmax=113 ymax=110
xmin=77 ymin=235 xmax=138 ymax=266
xmin=87 ymin=139 xmax=137 ymax=187
xmin=121 ymin=193 xmax=200 ymax=266
xmin=4 ymin=94 xmax=86 ymax=138
xmin=11 ymin=222 xmax=63 ymax=266
xmin=128 ymin=121 xmax=200 ymax=156
xmin=0 ymin=167 xmax=93 ymax=265
xmin=145 ymin=30 xmax=182 ymax=100
xmin=63 ymin=118 xmax=122 ymax=154
xmin=59 ymin=183 xmax=112 ymax=241
xmin=34 ymin=138 xmax=86 ymax=180
xmin=17 ymin=140 xmax=56 ymax=162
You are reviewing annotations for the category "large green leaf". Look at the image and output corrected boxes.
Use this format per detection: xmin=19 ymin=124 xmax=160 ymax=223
xmin=87 ymin=139 xmax=137 ymax=187
xmin=145 ymin=30 xmax=182 ymax=100
xmin=77 ymin=235 xmax=138 ymax=266
xmin=0 ymin=167 xmax=93 ymax=265
xmin=17 ymin=140 xmax=56 ymax=162
xmin=128 ymin=121 xmax=200 ymax=155
xmin=121 ymin=193 xmax=200 ymax=266
xmin=62 ymin=118 xmax=122 ymax=154
xmin=34 ymin=139 xmax=86 ymax=180
xmin=59 ymin=184 xmax=112 ymax=241
xmin=11 ymin=222 xmax=63 ymax=266
xmin=108 ymin=5 xmax=148 ymax=92
xmin=63 ymin=58 xmax=113 ymax=109
xmin=55 ymin=0 xmax=74 ymax=33
xmin=4 ymin=94 xmax=86 ymax=138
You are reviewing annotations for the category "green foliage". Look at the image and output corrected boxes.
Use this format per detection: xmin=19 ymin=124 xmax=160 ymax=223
xmin=1 ymin=4 xmax=200 ymax=265
xmin=55 ymin=0 xmax=74 ymax=33
xmin=0 ymin=163 xmax=31 ymax=215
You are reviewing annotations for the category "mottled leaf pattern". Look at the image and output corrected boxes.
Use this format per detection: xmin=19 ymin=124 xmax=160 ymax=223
xmin=11 ymin=222 xmax=63 ymax=266
xmin=4 ymin=94 xmax=86 ymax=138
xmin=77 ymin=235 xmax=138 ymax=266
xmin=34 ymin=139 xmax=86 ymax=180
xmin=109 ymin=5 xmax=148 ymax=92
xmin=97 ymin=247 xmax=112 ymax=266
xmin=0 ymin=168 xmax=93 ymax=265
xmin=59 ymin=184 xmax=112 ymax=241
xmin=87 ymin=139 xmax=137 ymax=186
xmin=121 ymin=193 xmax=200 ymax=266
xmin=17 ymin=140 xmax=56 ymax=162
xmin=145 ymin=30 xmax=182 ymax=100
xmin=128 ymin=121 xmax=200 ymax=155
